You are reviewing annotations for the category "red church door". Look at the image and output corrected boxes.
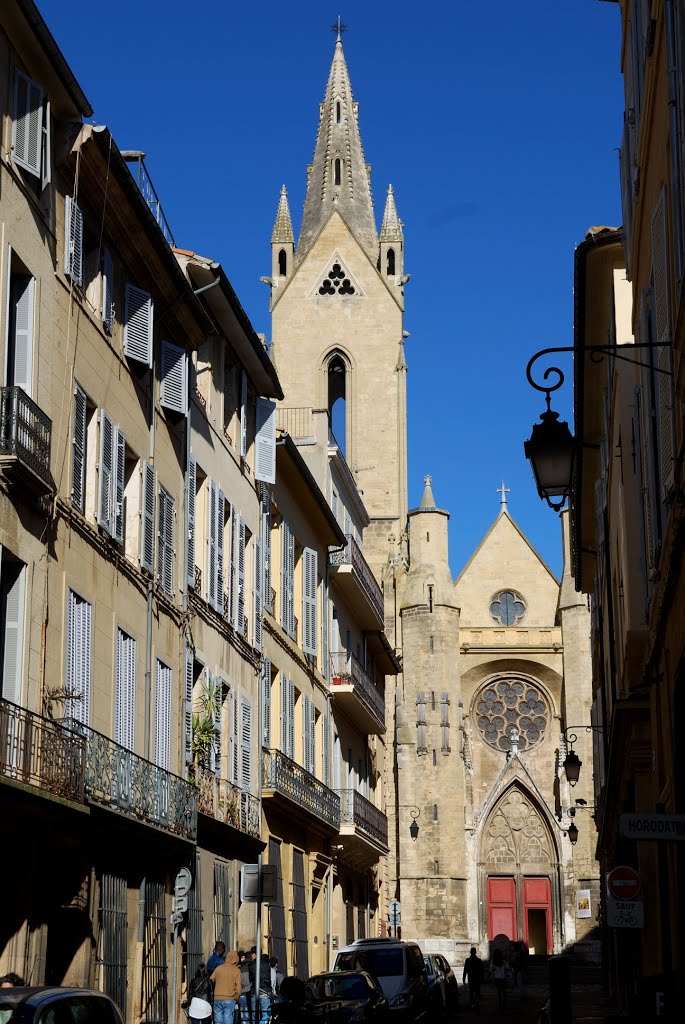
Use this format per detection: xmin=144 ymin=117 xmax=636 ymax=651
xmin=487 ymin=876 xmax=516 ymax=940
xmin=522 ymin=877 xmax=552 ymax=954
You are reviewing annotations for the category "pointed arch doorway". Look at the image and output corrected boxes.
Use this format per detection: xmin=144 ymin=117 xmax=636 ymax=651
xmin=479 ymin=785 xmax=559 ymax=954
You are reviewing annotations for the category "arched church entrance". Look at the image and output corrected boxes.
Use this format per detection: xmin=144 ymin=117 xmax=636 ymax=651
xmin=479 ymin=785 xmax=560 ymax=954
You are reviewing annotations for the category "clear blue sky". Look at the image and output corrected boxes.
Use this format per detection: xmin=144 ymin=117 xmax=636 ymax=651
xmin=44 ymin=0 xmax=624 ymax=579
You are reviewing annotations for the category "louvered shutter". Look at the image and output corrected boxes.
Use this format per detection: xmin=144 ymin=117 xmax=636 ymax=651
xmin=321 ymin=575 xmax=329 ymax=681
xmin=160 ymin=340 xmax=188 ymax=415
xmin=254 ymin=398 xmax=276 ymax=483
xmin=13 ymin=70 xmax=43 ymax=177
xmin=261 ymin=487 xmax=272 ymax=610
xmin=158 ymin=487 xmax=175 ymax=597
xmin=102 ymin=249 xmax=114 ymax=334
xmin=154 ymin=660 xmax=172 ymax=770
xmin=187 ymin=456 xmax=196 ymax=589
xmin=231 ymin=690 xmax=240 ymax=784
xmin=184 ymin=644 xmax=194 ymax=768
xmin=416 ymin=692 xmax=427 ymax=754
xmin=41 ymin=98 xmax=51 ymax=190
xmin=140 ymin=462 xmax=156 ymax=574
xmin=237 ymin=516 xmax=246 ymax=635
xmin=64 ymin=196 xmax=83 ymax=287
xmin=208 ymin=480 xmax=217 ymax=609
xmin=10 ymin=274 xmax=34 ymax=396
xmin=240 ymin=370 xmax=248 ymax=458
xmin=281 ymin=519 xmax=294 ymax=636
xmin=212 ymin=674 xmax=223 ymax=777
xmin=124 ymin=284 xmax=153 ymax=366
xmin=303 ymin=696 xmax=315 ymax=774
xmin=1 ymin=564 xmax=25 ymax=704
xmin=254 ymin=538 xmax=263 ymax=651
xmin=240 ymin=698 xmax=252 ymax=791
xmin=650 ymin=187 xmax=675 ymax=498
xmin=228 ymin=507 xmax=236 ymax=623
xmin=72 ymin=384 xmax=87 ymax=512
xmin=114 ymin=428 xmax=125 ymax=544
xmin=302 ymin=547 xmax=317 ymax=657
xmin=97 ymin=410 xmax=114 ymax=533
xmin=115 ymin=629 xmax=136 ymax=751
xmin=216 ymin=490 xmax=225 ymax=614
xmin=66 ymin=589 xmax=91 ymax=726
xmin=323 ymin=711 xmax=331 ymax=787
xmin=440 ymin=693 xmax=451 ymax=753
xmin=260 ymin=657 xmax=271 ymax=748
xmin=281 ymin=677 xmax=294 ymax=760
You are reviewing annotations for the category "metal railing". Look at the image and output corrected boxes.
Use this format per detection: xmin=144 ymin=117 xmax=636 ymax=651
xmin=192 ymin=565 xmax=202 ymax=593
xmin=123 ymin=152 xmax=175 ymax=247
xmin=0 ymin=698 xmax=85 ymax=802
xmin=0 ymin=386 xmax=52 ymax=488
xmin=263 ymin=749 xmax=340 ymax=829
xmin=330 ymin=534 xmax=384 ymax=622
xmin=330 ymin=652 xmax=385 ymax=726
xmin=195 ymin=768 xmax=260 ymax=837
xmin=61 ymin=718 xmax=198 ymax=840
xmin=276 ymin=407 xmax=315 ymax=438
xmin=338 ymin=788 xmax=389 ymax=848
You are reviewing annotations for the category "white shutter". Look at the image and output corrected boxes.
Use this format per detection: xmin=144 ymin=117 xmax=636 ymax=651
xmin=13 ymin=70 xmax=43 ymax=178
xmin=302 ymin=547 xmax=317 ymax=657
xmin=41 ymin=97 xmax=51 ymax=191
xmin=158 ymin=486 xmax=175 ymax=597
xmin=321 ymin=575 xmax=329 ymax=681
xmin=140 ymin=462 xmax=156 ymax=574
xmin=650 ymin=187 xmax=675 ymax=498
xmin=261 ymin=487 xmax=272 ymax=610
xmin=114 ymin=428 xmax=125 ymax=544
xmin=287 ymin=679 xmax=295 ymax=759
xmin=260 ymin=657 xmax=271 ymax=748
xmin=97 ymin=410 xmax=114 ymax=533
xmin=2 ymin=563 xmax=26 ymax=704
xmin=281 ymin=677 xmax=290 ymax=758
xmin=253 ymin=538 xmax=263 ymax=652
xmin=212 ymin=674 xmax=223 ymax=777
xmin=254 ymin=398 xmax=276 ymax=483
xmin=323 ymin=710 xmax=331 ymax=787
xmin=231 ymin=689 xmax=240 ymax=784
xmin=124 ymin=284 xmax=153 ymax=366
xmin=115 ymin=628 xmax=136 ymax=751
xmin=187 ymin=456 xmax=196 ymax=589
xmin=208 ymin=480 xmax=217 ymax=609
xmin=303 ymin=696 xmax=315 ymax=774
xmin=240 ymin=697 xmax=252 ymax=792
xmin=229 ymin=506 xmax=238 ymax=625
xmin=64 ymin=196 xmax=83 ymax=287
xmin=66 ymin=589 xmax=92 ymax=725
xmin=237 ymin=516 xmax=246 ymax=634
xmin=102 ymin=249 xmax=114 ymax=334
xmin=154 ymin=660 xmax=172 ymax=770
xmin=10 ymin=274 xmax=35 ymax=396
xmin=216 ymin=489 xmax=225 ymax=614
xmin=281 ymin=519 xmax=294 ymax=635
xmin=184 ymin=644 xmax=194 ymax=768
xmin=160 ymin=340 xmax=188 ymax=415
xmin=240 ymin=370 xmax=248 ymax=458
xmin=72 ymin=384 xmax=87 ymax=512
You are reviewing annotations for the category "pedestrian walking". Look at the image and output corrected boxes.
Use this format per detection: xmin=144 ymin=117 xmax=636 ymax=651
xmin=188 ymin=964 xmax=214 ymax=1024
xmin=210 ymin=950 xmax=241 ymax=1024
xmin=462 ymin=947 xmax=484 ymax=1010
xmin=491 ymin=949 xmax=508 ymax=1011
xmin=269 ymin=958 xmax=283 ymax=996
xmin=207 ymin=941 xmax=226 ymax=974
xmin=238 ymin=951 xmax=252 ymax=1024
xmin=248 ymin=949 xmax=272 ymax=1024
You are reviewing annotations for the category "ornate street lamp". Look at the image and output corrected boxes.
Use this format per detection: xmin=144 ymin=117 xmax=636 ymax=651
xmin=567 ymin=821 xmax=579 ymax=846
xmin=562 ymin=726 xmax=605 ymax=787
xmin=523 ymin=353 xmax=574 ymax=512
xmin=400 ymin=806 xmax=421 ymax=842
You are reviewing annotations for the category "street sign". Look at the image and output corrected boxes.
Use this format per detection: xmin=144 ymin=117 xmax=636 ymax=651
xmin=606 ymin=899 xmax=644 ymax=929
xmin=170 ymin=911 xmax=184 ymax=927
xmin=607 ymin=865 xmax=641 ymax=901
xmin=388 ymin=899 xmax=401 ymax=918
xmin=240 ymin=864 xmax=277 ymax=903
xmin=619 ymin=813 xmax=685 ymax=841
xmin=173 ymin=866 xmax=192 ymax=914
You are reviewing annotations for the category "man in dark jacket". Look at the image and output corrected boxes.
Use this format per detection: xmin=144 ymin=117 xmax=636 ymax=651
xmin=462 ymin=947 xmax=484 ymax=1009
xmin=248 ymin=950 xmax=272 ymax=1024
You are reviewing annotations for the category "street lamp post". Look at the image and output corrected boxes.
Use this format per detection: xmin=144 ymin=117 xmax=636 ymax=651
xmin=561 ymin=726 xmax=605 ymax=787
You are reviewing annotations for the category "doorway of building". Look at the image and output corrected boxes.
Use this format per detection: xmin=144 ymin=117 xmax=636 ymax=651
xmin=526 ymin=909 xmax=547 ymax=955
xmin=486 ymin=875 xmax=552 ymax=954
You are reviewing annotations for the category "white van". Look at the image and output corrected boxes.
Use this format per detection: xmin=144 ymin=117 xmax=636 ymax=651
xmin=334 ymin=938 xmax=429 ymax=1020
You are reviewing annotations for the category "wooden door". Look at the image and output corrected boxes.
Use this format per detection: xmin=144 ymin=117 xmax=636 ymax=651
xmin=487 ymin=876 xmax=516 ymax=940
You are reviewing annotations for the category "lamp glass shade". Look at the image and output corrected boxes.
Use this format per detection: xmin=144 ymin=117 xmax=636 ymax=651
xmin=524 ymin=409 xmax=575 ymax=503
xmin=409 ymin=819 xmax=419 ymax=842
xmin=563 ymin=750 xmax=582 ymax=786
xmin=568 ymin=822 xmax=579 ymax=846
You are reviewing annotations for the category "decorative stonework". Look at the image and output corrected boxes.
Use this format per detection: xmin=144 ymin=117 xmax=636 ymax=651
xmin=483 ymin=788 xmax=553 ymax=867
xmin=317 ymin=258 xmax=357 ymax=295
xmin=490 ymin=590 xmax=526 ymax=626
xmin=474 ymin=678 xmax=549 ymax=752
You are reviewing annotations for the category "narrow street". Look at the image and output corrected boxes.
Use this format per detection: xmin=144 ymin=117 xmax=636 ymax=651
xmin=453 ymin=963 xmax=610 ymax=1024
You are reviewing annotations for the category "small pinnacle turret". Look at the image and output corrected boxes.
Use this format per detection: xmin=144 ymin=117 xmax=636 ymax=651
xmin=271 ymin=185 xmax=294 ymax=244
xmin=420 ymin=474 xmax=436 ymax=509
xmin=380 ymin=185 xmax=403 ymax=243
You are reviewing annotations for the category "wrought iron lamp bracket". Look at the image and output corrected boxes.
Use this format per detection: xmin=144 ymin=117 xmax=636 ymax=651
xmin=526 ymin=342 xmax=672 ymax=406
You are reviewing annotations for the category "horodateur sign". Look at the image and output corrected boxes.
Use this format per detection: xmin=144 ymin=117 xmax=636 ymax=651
xmin=619 ymin=814 xmax=685 ymax=840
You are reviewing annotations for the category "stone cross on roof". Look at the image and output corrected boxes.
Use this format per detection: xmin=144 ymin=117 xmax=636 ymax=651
xmin=497 ymin=481 xmax=510 ymax=509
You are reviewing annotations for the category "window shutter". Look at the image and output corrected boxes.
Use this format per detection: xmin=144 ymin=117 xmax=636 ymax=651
xmin=650 ymin=187 xmax=675 ymax=498
xmin=261 ymin=487 xmax=272 ymax=611
xmin=160 ymin=340 xmax=188 ymax=415
xmin=260 ymin=657 xmax=271 ymax=748
xmin=64 ymin=196 xmax=83 ymax=287
xmin=231 ymin=689 xmax=240 ymax=784
xmin=302 ymin=547 xmax=318 ymax=657
xmin=281 ymin=520 xmax=294 ymax=636
xmin=10 ymin=274 xmax=35 ymax=396
xmin=72 ymin=384 xmax=87 ymax=512
xmin=154 ymin=660 xmax=172 ymax=770
xmin=114 ymin=428 xmax=125 ymax=544
xmin=140 ymin=462 xmax=156 ymax=574
xmin=102 ymin=248 xmax=114 ymax=334
xmin=254 ymin=398 xmax=276 ymax=483
xmin=281 ymin=677 xmax=295 ymax=760
xmin=115 ymin=629 xmax=136 ymax=751
xmin=13 ymin=70 xmax=43 ymax=177
xmin=253 ymin=538 xmax=263 ymax=652
xmin=440 ymin=692 xmax=451 ymax=753
xmin=416 ymin=692 xmax=427 ymax=755
xmin=240 ymin=370 xmax=248 ymax=458
xmin=240 ymin=697 xmax=252 ymax=791
xmin=1 ymin=564 xmax=25 ymax=704
xmin=66 ymin=589 xmax=92 ymax=726
xmin=184 ymin=644 xmax=194 ymax=768
xmin=212 ymin=674 xmax=223 ymax=777
xmin=229 ymin=506 xmax=238 ymax=625
xmin=187 ymin=456 xmax=196 ymax=589
xmin=97 ymin=410 xmax=114 ymax=533
xmin=216 ymin=489 xmax=225 ymax=614
xmin=158 ymin=486 xmax=175 ymax=597
xmin=237 ymin=516 xmax=246 ymax=635
xmin=41 ymin=97 xmax=51 ymax=190
xmin=208 ymin=480 xmax=217 ymax=609
xmin=321 ymin=575 xmax=329 ymax=681
xmin=323 ymin=711 xmax=331 ymax=787
xmin=303 ymin=696 xmax=315 ymax=774
xmin=124 ymin=283 xmax=153 ymax=366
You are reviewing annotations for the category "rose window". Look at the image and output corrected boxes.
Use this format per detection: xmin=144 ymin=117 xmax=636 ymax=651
xmin=474 ymin=679 xmax=549 ymax=752
xmin=490 ymin=591 xmax=526 ymax=626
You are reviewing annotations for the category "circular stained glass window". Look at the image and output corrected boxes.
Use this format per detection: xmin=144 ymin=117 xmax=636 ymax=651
xmin=474 ymin=678 xmax=549 ymax=752
xmin=490 ymin=591 xmax=526 ymax=626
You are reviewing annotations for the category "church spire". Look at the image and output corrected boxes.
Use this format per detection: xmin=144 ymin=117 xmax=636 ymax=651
xmin=380 ymin=185 xmax=403 ymax=242
xmin=271 ymin=184 xmax=294 ymax=244
xmin=298 ymin=35 xmax=378 ymax=265
xmin=271 ymin=185 xmax=295 ymax=286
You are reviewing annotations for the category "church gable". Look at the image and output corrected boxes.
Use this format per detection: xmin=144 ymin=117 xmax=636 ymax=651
xmin=309 ymin=253 xmax=362 ymax=297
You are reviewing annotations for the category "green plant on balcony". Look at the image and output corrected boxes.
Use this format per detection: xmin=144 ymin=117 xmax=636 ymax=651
xmin=190 ymin=675 xmax=223 ymax=773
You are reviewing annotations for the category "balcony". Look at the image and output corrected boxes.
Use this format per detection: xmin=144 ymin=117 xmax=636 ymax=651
xmin=62 ymin=719 xmax=198 ymax=841
xmin=195 ymin=768 xmax=260 ymax=837
xmin=122 ymin=151 xmax=175 ymax=247
xmin=329 ymin=534 xmax=384 ymax=629
xmin=262 ymin=749 xmax=340 ymax=831
xmin=0 ymin=386 xmax=53 ymax=493
xmin=331 ymin=653 xmax=385 ymax=735
xmin=1 ymin=699 xmax=85 ymax=804
xmin=338 ymin=789 xmax=389 ymax=866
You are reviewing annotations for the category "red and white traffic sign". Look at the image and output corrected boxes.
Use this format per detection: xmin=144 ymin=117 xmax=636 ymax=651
xmin=606 ymin=865 xmax=641 ymax=901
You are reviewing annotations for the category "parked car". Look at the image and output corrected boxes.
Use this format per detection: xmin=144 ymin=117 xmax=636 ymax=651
xmin=0 ymin=988 xmax=124 ymax=1024
xmin=334 ymin=939 xmax=429 ymax=1021
xmin=304 ymin=971 xmax=388 ymax=1024
xmin=423 ymin=956 xmax=445 ymax=1013
xmin=423 ymin=955 xmax=459 ymax=1013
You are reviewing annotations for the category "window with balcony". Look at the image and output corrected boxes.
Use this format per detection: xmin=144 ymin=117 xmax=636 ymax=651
xmin=5 ymin=255 xmax=35 ymax=398
xmin=154 ymin=659 xmax=172 ymax=770
xmin=65 ymin=588 xmax=92 ymax=725
xmin=0 ymin=553 xmax=26 ymax=704
xmin=115 ymin=628 xmax=136 ymax=751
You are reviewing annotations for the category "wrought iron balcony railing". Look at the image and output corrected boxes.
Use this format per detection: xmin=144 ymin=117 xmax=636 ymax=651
xmin=263 ymin=749 xmax=340 ymax=829
xmin=62 ymin=718 xmax=198 ymax=841
xmin=329 ymin=534 xmax=384 ymax=623
xmin=195 ymin=767 xmax=260 ymax=837
xmin=122 ymin=151 xmax=175 ymax=247
xmin=338 ymin=788 xmax=389 ymax=848
xmin=0 ymin=698 xmax=85 ymax=803
xmin=331 ymin=652 xmax=385 ymax=726
xmin=0 ymin=386 xmax=52 ymax=489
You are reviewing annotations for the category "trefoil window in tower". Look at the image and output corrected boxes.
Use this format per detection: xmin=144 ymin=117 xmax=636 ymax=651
xmin=318 ymin=261 xmax=355 ymax=296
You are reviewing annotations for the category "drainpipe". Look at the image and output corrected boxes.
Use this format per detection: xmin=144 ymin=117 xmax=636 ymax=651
xmin=144 ymin=349 xmax=157 ymax=763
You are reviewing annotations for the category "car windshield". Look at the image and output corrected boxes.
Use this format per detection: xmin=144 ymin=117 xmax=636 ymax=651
xmin=337 ymin=949 xmax=403 ymax=978
xmin=308 ymin=976 xmax=370 ymax=1001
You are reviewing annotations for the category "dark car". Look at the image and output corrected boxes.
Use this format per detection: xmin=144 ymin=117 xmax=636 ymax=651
xmin=334 ymin=939 xmax=429 ymax=1021
xmin=0 ymin=988 xmax=124 ymax=1024
xmin=423 ymin=955 xmax=458 ymax=1013
xmin=432 ymin=955 xmax=458 ymax=1011
xmin=305 ymin=971 xmax=388 ymax=1024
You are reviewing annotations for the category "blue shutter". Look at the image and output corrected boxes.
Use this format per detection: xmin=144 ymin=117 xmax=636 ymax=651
xmin=140 ymin=462 xmax=156 ymax=574
xmin=253 ymin=538 xmax=262 ymax=652
xmin=240 ymin=697 xmax=252 ymax=791
xmin=158 ymin=486 xmax=175 ymax=597
xmin=114 ymin=428 xmax=126 ymax=544
xmin=187 ymin=456 xmax=196 ymax=589
xmin=72 ymin=384 xmax=87 ymax=512
xmin=97 ymin=410 xmax=114 ymax=533
xmin=261 ymin=657 xmax=271 ymax=748
xmin=124 ymin=284 xmax=153 ymax=366
xmin=254 ymin=398 xmax=276 ymax=483
xmin=184 ymin=644 xmax=194 ymax=769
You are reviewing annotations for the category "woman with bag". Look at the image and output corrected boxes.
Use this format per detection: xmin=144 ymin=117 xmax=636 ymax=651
xmin=188 ymin=963 xmax=214 ymax=1023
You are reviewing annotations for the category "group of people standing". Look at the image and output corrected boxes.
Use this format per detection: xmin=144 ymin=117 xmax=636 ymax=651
xmin=462 ymin=942 xmax=528 ymax=1012
xmin=187 ymin=942 xmax=283 ymax=1024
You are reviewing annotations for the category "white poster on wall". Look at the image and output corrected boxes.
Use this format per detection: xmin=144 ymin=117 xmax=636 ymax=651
xmin=576 ymin=889 xmax=592 ymax=919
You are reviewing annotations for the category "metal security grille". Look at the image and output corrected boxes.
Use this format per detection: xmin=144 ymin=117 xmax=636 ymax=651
xmin=142 ymin=879 xmax=168 ymax=1024
xmin=186 ymin=856 xmax=203 ymax=984
xmin=213 ymin=861 xmax=231 ymax=947
xmin=292 ymin=850 xmax=308 ymax=981
xmin=99 ymin=873 xmax=127 ymax=1015
xmin=267 ymin=839 xmax=287 ymax=969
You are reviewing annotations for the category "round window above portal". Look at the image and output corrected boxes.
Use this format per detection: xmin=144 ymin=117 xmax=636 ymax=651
xmin=474 ymin=677 xmax=550 ymax=752
xmin=489 ymin=590 xmax=526 ymax=626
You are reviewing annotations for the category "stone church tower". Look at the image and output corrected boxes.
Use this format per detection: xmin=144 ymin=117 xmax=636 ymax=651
xmin=267 ymin=31 xmax=599 ymax=965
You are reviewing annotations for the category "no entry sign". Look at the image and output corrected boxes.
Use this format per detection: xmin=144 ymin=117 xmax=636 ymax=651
xmin=607 ymin=865 xmax=641 ymax=900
